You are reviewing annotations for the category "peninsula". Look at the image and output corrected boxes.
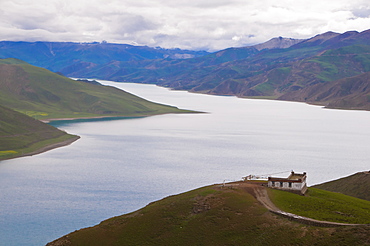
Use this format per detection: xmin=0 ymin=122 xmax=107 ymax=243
xmin=0 ymin=58 xmax=196 ymax=160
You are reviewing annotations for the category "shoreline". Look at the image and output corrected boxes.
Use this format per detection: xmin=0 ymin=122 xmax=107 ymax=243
xmin=41 ymin=111 xmax=204 ymax=123
xmin=40 ymin=115 xmax=138 ymax=123
xmin=8 ymin=111 xmax=201 ymax=161
xmin=6 ymin=111 xmax=200 ymax=160
xmin=22 ymin=135 xmax=81 ymax=158
xmin=1 ymin=135 xmax=80 ymax=161
xmin=128 ymin=82 xmax=369 ymax=112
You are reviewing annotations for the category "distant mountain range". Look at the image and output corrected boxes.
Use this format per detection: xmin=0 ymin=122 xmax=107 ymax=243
xmin=1 ymin=29 xmax=370 ymax=111
xmin=0 ymin=41 xmax=208 ymax=73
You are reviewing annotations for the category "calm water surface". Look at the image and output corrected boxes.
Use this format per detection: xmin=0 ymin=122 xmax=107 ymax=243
xmin=1 ymin=81 xmax=369 ymax=246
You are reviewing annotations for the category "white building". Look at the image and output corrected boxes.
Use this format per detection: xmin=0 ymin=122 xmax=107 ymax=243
xmin=267 ymin=171 xmax=307 ymax=195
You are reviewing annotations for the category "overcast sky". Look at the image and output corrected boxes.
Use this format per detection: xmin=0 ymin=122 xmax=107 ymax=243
xmin=1 ymin=0 xmax=370 ymax=51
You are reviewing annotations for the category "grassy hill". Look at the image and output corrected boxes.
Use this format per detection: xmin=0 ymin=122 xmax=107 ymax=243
xmin=313 ymin=171 xmax=370 ymax=201
xmin=47 ymin=184 xmax=370 ymax=246
xmin=0 ymin=58 xmax=194 ymax=159
xmin=0 ymin=58 xmax=192 ymax=120
xmin=269 ymin=187 xmax=370 ymax=224
xmin=0 ymin=104 xmax=78 ymax=160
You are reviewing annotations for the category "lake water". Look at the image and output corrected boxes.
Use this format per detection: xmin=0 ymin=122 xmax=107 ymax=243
xmin=0 ymin=81 xmax=369 ymax=246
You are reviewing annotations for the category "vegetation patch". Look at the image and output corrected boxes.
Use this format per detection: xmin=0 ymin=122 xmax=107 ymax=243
xmin=254 ymin=67 xmax=291 ymax=95
xmin=268 ymin=188 xmax=370 ymax=224
xmin=313 ymin=172 xmax=370 ymax=201
xmin=0 ymin=150 xmax=18 ymax=158
xmin=17 ymin=111 xmax=49 ymax=117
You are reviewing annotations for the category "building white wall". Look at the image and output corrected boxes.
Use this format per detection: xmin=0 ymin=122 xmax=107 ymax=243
xmin=268 ymin=180 xmax=305 ymax=191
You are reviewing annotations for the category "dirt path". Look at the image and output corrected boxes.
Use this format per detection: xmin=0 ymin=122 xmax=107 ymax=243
xmin=237 ymin=182 xmax=366 ymax=227
xmin=253 ymin=185 xmax=280 ymax=211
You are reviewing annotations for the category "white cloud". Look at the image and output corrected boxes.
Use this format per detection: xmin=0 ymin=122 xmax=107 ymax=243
xmin=0 ymin=0 xmax=369 ymax=51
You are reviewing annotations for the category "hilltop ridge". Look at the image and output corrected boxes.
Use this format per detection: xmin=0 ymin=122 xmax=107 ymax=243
xmin=0 ymin=41 xmax=208 ymax=72
xmin=47 ymin=180 xmax=370 ymax=246
xmin=252 ymin=36 xmax=304 ymax=51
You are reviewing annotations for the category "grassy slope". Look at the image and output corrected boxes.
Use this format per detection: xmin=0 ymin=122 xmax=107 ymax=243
xmin=269 ymin=188 xmax=370 ymax=224
xmin=0 ymin=58 xmax=191 ymax=120
xmin=0 ymin=58 xmax=192 ymax=159
xmin=313 ymin=172 xmax=370 ymax=201
xmin=0 ymin=104 xmax=78 ymax=160
xmin=47 ymin=185 xmax=370 ymax=246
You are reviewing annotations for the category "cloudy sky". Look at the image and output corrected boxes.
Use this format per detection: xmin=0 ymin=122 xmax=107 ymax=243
xmin=1 ymin=0 xmax=370 ymax=51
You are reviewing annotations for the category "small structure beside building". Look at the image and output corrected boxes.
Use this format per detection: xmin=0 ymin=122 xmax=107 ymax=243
xmin=268 ymin=171 xmax=307 ymax=195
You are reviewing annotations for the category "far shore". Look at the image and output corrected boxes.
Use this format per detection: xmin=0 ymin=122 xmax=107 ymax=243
xmin=41 ymin=111 xmax=204 ymax=123
xmin=40 ymin=115 xmax=139 ymax=123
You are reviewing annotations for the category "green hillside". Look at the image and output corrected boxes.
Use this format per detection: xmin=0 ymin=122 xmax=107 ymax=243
xmin=269 ymin=187 xmax=370 ymax=224
xmin=0 ymin=58 xmax=192 ymax=121
xmin=313 ymin=172 xmax=370 ymax=201
xmin=0 ymin=104 xmax=78 ymax=160
xmin=47 ymin=184 xmax=370 ymax=246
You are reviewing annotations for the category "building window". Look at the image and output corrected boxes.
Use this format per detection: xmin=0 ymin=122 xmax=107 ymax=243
xmin=289 ymin=182 xmax=292 ymax=188
xmin=272 ymin=181 xmax=275 ymax=187
xmin=280 ymin=182 xmax=283 ymax=187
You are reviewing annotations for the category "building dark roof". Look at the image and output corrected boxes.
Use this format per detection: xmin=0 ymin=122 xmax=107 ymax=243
xmin=268 ymin=171 xmax=306 ymax=183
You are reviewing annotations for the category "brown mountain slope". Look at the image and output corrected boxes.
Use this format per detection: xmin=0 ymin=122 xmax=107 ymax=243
xmin=313 ymin=171 xmax=370 ymax=201
xmin=253 ymin=37 xmax=304 ymax=51
xmin=279 ymin=72 xmax=370 ymax=110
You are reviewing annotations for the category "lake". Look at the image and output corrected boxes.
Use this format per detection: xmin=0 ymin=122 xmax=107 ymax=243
xmin=0 ymin=81 xmax=369 ymax=246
